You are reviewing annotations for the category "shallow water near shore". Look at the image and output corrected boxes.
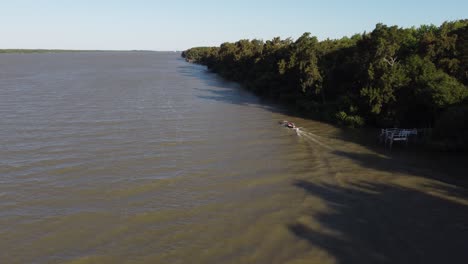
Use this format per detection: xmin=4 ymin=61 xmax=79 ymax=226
xmin=1 ymin=52 xmax=467 ymax=264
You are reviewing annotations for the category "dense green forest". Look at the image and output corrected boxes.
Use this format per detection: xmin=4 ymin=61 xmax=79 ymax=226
xmin=183 ymin=20 xmax=468 ymax=149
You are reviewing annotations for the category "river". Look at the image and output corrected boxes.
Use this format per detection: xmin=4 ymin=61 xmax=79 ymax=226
xmin=1 ymin=52 xmax=467 ymax=264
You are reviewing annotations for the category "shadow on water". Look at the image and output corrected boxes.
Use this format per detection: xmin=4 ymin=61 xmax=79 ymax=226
xmin=179 ymin=61 xmax=468 ymax=263
xmin=177 ymin=64 xmax=291 ymax=114
xmin=194 ymin=87 xmax=257 ymax=106
xmin=331 ymin=149 xmax=468 ymax=188
xmin=289 ymin=136 xmax=468 ymax=263
xmin=306 ymin=148 xmax=468 ymax=263
xmin=179 ymin=61 xmax=468 ymax=187
xmin=290 ymin=180 xmax=468 ymax=264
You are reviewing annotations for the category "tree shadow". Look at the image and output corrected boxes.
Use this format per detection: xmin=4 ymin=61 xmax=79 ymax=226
xmin=179 ymin=60 xmax=468 ymax=264
xmin=177 ymin=64 xmax=222 ymax=87
xmin=179 ymin=61 xmax=468 ymax=182
xmin=290 ymin=179 xmax=468 ymax=264
xmin=331 ymin=150 xmax=468 ymax=188
xmin=177 ymin=64 xmax=289 ymax=114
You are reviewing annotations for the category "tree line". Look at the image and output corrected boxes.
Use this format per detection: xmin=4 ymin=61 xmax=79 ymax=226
xmin=182 ymin=20 xmax=468 ymax=149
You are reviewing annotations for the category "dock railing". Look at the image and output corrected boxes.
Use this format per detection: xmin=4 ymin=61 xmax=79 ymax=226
xmin=379 ymin=128 xmax=418 ymax=149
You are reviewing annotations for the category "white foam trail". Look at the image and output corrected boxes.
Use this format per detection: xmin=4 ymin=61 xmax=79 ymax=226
xmin=297 ymin=129 xmax=333 ymax=151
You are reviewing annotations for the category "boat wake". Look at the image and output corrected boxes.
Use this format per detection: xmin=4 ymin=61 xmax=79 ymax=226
xmin=295 ymin=128 xmax=333 ymax=151
xmin=279 ymin=120 xmax=333 ymax=150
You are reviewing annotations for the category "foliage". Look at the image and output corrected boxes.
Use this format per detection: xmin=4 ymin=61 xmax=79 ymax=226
xmin=183 ymin=20 xmax=468 ymax=145
xmin=433 ymin=103 xmax=468 ymax=150
xmin=335 ymin=111 xmax=365 ymax=128
xmin=181 ymin=47 xmax=219 ymax=65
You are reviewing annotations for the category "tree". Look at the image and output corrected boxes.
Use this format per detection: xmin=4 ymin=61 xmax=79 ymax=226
xmin=182 ymin=19 xmax=468 ymax=133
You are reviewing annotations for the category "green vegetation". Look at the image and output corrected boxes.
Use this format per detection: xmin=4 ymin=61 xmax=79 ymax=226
xmin=183 ymin=20 xmax=468 ymax=149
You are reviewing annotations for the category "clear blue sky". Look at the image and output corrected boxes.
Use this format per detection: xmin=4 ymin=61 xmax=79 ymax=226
xmin=0 ymin=0 xmax=466 ymax=51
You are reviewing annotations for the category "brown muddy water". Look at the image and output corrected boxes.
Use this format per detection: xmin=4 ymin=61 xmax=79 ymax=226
xmin=1 ymin=52 xmax=467 ymax=264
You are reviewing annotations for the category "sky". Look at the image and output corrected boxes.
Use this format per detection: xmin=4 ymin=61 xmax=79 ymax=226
xmin=0 ymin=0 xmax=466 ymax=51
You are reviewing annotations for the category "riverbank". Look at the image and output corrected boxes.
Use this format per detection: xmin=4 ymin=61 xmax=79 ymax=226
xmin=182 ymin=20 xmax=468 ymax=151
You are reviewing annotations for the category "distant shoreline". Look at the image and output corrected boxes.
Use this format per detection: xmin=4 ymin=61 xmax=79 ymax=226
xmin=0 ymin=49 xmax=176 ymax=54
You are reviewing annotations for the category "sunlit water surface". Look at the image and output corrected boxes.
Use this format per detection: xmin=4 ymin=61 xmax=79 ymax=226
xmin=1 ymin=52 xmax=467 ymax=264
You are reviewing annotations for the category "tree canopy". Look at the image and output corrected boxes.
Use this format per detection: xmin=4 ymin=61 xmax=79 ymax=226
xmin=182 ymin=20 xmax=468 ymax=148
